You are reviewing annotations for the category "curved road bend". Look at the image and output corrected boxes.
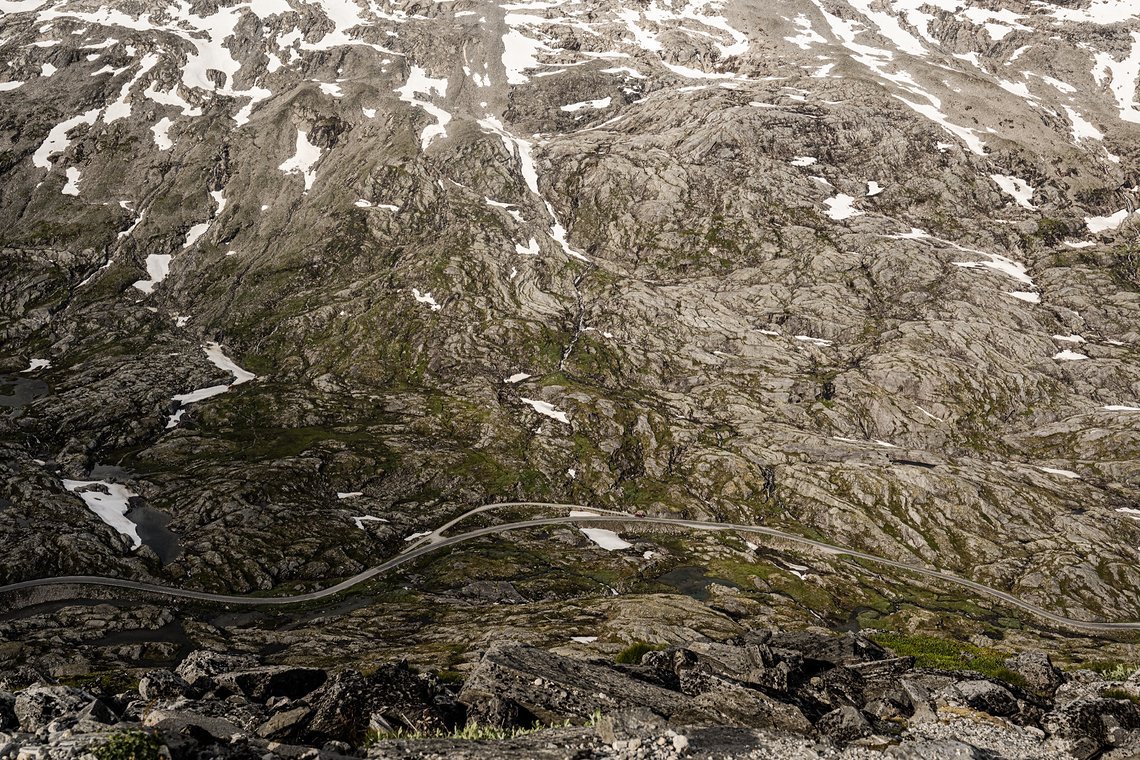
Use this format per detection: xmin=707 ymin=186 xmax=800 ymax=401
xmin=1 ymin=508 xmax=1139 ymax=633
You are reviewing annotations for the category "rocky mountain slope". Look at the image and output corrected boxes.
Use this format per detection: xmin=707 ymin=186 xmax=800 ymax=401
xmin=3 ymin=0 xmax=1140 ymax=753
xmin=5 ymin=632 xmax=1140 ymax=760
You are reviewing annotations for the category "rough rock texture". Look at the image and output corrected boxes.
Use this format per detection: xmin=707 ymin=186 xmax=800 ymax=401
xmin=2 ymin=0 xmax=1140 ymax=755
xmin=0 ymin=0 xmax=1138 ymax=631
xmin=0 ymin=637 xmax=1138 ymax=758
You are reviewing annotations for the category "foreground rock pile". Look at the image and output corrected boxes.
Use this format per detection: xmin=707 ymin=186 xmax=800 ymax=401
xmin=2 ymin=632 xmax=1139 ymax=759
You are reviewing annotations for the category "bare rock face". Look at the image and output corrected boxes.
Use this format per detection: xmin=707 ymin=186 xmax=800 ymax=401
xmin=14 ymin=685 xmax=94 ymax=732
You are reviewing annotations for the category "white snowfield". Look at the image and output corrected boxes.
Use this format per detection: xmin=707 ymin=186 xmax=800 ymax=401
xmin=278 ymin=130 xmax=322 ymax=191
xmin=62 ymin=479 xmax=142 ymax=549
xmin=395 ymin=66 xmax=451 ymax=150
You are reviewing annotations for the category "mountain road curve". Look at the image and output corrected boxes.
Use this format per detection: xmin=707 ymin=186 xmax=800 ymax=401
xmin=1 ymin=502 xmax=1138 ymax=634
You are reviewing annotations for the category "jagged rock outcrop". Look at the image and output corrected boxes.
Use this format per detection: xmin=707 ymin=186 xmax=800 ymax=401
xmin=0 ymin=637 xmax=1136 ymax=758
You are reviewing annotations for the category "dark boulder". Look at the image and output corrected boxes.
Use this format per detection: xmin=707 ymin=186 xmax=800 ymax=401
xmin=1003 ymin=651 xmax=1065 ymax=695
xmin=953 ymin=680 xmax=1019 ymax=717
xmin=1044 ymin=696 xmax=1140 ymax=759
xmin=139 ymin=669 xmax=198 ymax=702
xmin=14 ymin=685 xmax=93 ymax=732
xmin=214 ymin=666 xmax=327 ymax=702
xmin=175 ymin=650 xmax=259 ymax=692
xmin=817 ymin=705 xmax=872 ymax=744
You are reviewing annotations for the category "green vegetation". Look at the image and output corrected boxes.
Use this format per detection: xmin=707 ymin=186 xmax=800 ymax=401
xmin=871 ymin=633 xmax=1026 ymax=689
xmin=93 ymin=731 xmax=164 ymax=760
xmin=615 ymin=641 xmax=667 ymax=664
xmin=366 ymin=721 xmax=569 ymax=745
xmin=1102 ymin=687 xmax=1140 ymax=704
xmin=1085 ymin=662 xmax=1138 ymax=681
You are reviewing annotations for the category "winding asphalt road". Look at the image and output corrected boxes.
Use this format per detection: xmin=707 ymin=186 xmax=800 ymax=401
xmin=2 ymin=502 xmax=1138 ymax=634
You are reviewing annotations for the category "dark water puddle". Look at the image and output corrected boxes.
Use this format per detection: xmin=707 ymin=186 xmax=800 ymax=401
xmin=84 ymin=462 xmax=183 ymax=565
xmin=656 ymin=566 xmax=739 ymax=601
xmin=90 ymin=463 xmax=133 ymax=480
xmin=126 ymin=504 xmax=182 ymax=564
xmin=0 ymin=374 xmax=48 ymax=410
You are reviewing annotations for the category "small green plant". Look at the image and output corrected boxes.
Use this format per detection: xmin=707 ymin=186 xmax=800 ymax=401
xmin=93 ymin=731 xmax=164 ymax=760
xmin=615 ymin=641 xmax=667 ymax=664
xmin=1085 ymin=662 xmax=1138 ymax=681
xmin=365 ymin=721 xmax=568 ymax=745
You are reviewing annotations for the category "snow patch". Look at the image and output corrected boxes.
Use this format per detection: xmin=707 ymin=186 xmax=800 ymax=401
xmin=394 ymin=66 xmax=451 ymax=149
xmin=21 ymin=358 xmax=51 ymax=372
xmin=278 ymin=130 xmax=322 ymax=191
xmin=132 ymin=254 xmax=171 ymax=294
xmin=823 ymin=193 xmax=862 ymax=220
xmin=412 ymin=288 xmax=442 ymax=311
xmin=1087 ymin=209 xmax=1134 ymax=234
xmin=580 ymin=528 xmax=632 ymax=551
xmin=561 ymin=97 xmax=611 ymax=112
xmin=62 ymin=479 xmax=142 ymax=548
xmin=990 ymin=174 xmax=1034 ymax=209
xmin=33 ymin=108 xmax=101 ymax=169
xmin=1037 ymin=466 xmax=1080 ymax=480
xmin=151 ymin=117 xmax=174 ymax=150
xmin=521 ymin=397 xmax=569 ymax=423
xmin=61 ymin=166 xmax=81 ymax=195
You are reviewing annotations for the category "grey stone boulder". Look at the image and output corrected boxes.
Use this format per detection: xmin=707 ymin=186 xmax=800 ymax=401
xmin=886 ymin=739 xmax=988 ymax=759
xmin=174 ymin=650 xmax=259 ymax=692
xmin=593 ymin=707 xmax=667 ymax=744
xmin=14 ymin=685 xmax=92 ymax=732
xmin=75 ymin=698 xmax=116 ymax=725
xmin=138 ymin=669 xmax=198 ymax=702
xmin=766 ymin=632 xmax=887 ymax=666
xmin=951 ymin=680 xmax=1019 ymax=717
xmin=304 ymin=670 xmax=369 ymax=744
xmin=1003 ymin=651 xmax=1065 ymax=695
xmin=143 ymin=708 xmax=243 ymax=742
xmin=463 ymin=694 xmax=531 ymax=731
xmin=306 ymin=662 xmax=459 ymax=743
xmin=256 ymin=705 xmax=311 ymax=740
xmin=817 ymin=705 xmax=872 ymax=744
xmin=459 ymin=643 xmax=715 ymax=727
xmin=1043 ymin=695 xmax=1140 ymax=759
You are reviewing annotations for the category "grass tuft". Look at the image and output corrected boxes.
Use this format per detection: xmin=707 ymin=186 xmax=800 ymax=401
xmin=615 ymin=641 xmax=667 ymax=664
xmin=870 ymin=633 xmax=1027 ymax=689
